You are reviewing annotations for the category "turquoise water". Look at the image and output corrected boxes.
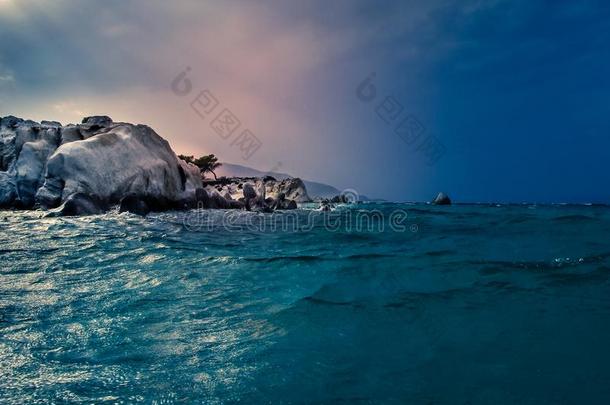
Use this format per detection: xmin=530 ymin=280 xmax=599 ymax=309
xmin=1 ymin=203 xmax=610 ymax=404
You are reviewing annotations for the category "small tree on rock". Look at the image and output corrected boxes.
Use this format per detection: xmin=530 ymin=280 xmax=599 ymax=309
xmin=178 ymin=154 xmax=222 ymax=180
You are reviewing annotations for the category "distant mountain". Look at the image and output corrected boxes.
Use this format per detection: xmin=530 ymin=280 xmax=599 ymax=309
xmin=215 ymin=163 xmax=342 ymax=199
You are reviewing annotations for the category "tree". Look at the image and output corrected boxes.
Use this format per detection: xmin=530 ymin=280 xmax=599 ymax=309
xmin=178 ymin=154 xmax=222 ymax=180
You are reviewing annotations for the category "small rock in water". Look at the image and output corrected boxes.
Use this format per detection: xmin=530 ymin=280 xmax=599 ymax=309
xmin=432 ymin=192 xmax=451 ymax=205
xmin=318 ymin=199 xmax=334 ymax=211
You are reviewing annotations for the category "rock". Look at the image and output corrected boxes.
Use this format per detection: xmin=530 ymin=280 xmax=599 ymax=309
xmin=317 ymin=199 xmax=334 ymax=211
xmin=174 ymin=192 xmax=197 ymax=210
xmin=79 ymin=116 xmax=114 ymax=135
xmin=205 ymin=187 xmax=231 ymax=209
xmin=15 ymin=132 xmax=60 ymax=208
xmin=243 ymin=183 xmax=257 ymax=199
xmin=144 ymin=196 xmax=174 ymax=212
xmin=0 ymin=172 xmax=16 ymax=207
xmin=41 ymin=120 xmax=62 ymax=128
xmin=1 ymin=121 xmax=38 ymax=173
xmin=59 ymin=125 xmax=83 ymax=145
xmin=211 ymin=194 xmax=229 ymax=209
xmin=35 ymin=177 xmax=63 ymax=209
xmin=432 ymin=192 xmax=451 ymax=205
xmin=270 ymin=192 xmax=297 ymax=210
xmin=227 ymin=199 xmax=245 ymax=209
xmin=204 ymin=176 xmax=311 ymax=203
xmin=0 ymin=115 xmax=315 ymax=215
xmin=56 ymin=193 xmax=108 ymax=216
xmin=331 ymin=194 xmax=352 ymax=204
xmin=81 ymin=115 xmax=113 ymax=127
xmin=0 ymin=116 xmax=203 ymax=214
xmin=256 ymin=181 xmax=266 ymax=200
xmin=0 ymin=121 xmax=61 ymax=207
xmin=264 ymin=177 xmax=309 ymax=202
xmin=242 ymin=183 xmax=258 ymax=211
xmin=319 ymin=201 xmax=332 ymax=211
xmin=36 ymin=123 xmax=201 ymax=209
xmin=243 ymin=181 xmax=273 ymax=211
xmin=1 ymin=116 xmax=24 ymax=129
xmin=195 ymin=187 xmax=211 ymax=208
xmin=119 ymin=194 xmax=150 ymax=216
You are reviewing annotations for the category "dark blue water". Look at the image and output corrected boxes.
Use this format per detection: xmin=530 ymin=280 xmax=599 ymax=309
xmin=1 ymin=203 xmax=610 ymax=404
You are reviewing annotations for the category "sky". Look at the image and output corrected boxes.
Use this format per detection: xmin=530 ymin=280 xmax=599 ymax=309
xmin=1 ymin=0 xmax=609 ymax=203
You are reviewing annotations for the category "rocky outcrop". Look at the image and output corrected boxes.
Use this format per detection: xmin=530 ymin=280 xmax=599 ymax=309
xmin=265 ymin=178 xmax=309 ymax=203
xmin=203 ymin=176 xmax=309 ymax=210
xmin=432 ymin=192 xmax=451 ymax=205
xmin=0 ymin=115 xmax=202 ymax=212
xmin=0 ymin=114 xmax=312 ymax=216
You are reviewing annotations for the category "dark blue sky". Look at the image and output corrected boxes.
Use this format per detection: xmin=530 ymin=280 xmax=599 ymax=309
xmin=1 ymin=0 xmax=609 ymax=202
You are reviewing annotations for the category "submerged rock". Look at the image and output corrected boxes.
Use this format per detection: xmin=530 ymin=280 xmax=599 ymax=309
xmin=432 ymin=192 xmax=451 ymax=205
xmin=119 ymin=194 xmax=151 ymax=216
xmin=57 ymin=193 xmax=108 ymax=216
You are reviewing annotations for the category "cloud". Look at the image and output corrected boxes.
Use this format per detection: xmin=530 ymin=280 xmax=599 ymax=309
xmin=52 ymin=101 xmax=90 ymax=119
xmin=0 ymin=63 xmax=15 ymax=95
xmin=3 ymin=0 xmax=609 ymax=201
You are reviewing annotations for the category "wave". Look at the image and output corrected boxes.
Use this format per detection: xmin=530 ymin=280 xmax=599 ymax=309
xmin=552 ymin=214 xmax=596 ymax=222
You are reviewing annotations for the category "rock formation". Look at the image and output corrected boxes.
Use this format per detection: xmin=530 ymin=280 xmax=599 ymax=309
xmin=202 ymin=176 xmax=307 ymax=212
xmin=1 ymin=115 xmax=200 ymax=212
xmin=432 ymin=192 xmax=451 ymax=205
xmin=204 ymin=177 xmax=309 ymax=204
xmin=0 ymin=115 xmax=309 ymax=215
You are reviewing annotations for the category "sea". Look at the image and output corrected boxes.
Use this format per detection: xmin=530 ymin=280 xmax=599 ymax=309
xmin=1 ymin=203 xmax=610 ymax=404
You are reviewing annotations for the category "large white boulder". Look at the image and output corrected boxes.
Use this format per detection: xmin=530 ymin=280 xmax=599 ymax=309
xmin=36 ymin=122 xmax=201 ymax=208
